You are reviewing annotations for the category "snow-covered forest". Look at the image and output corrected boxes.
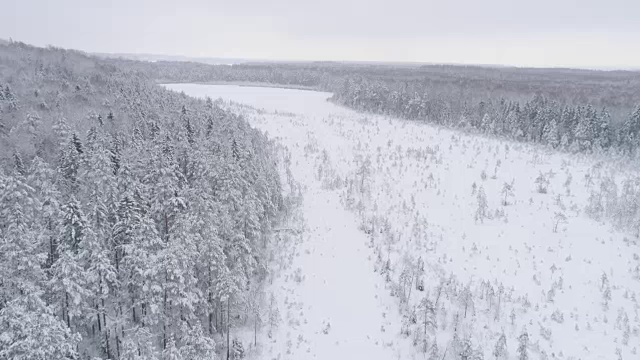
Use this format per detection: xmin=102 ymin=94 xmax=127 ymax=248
xmin=103 ymin=57 xmax=640 ymax=157
xmin=0 ymin=41 xmax=284 ymax=359
xmin=5 ymin=0 xmax=640 ymax=358
xmin=330 ymin=78 xmax=640 ymax=156
xmin=3 ymin=37 xmax=640 ymax=360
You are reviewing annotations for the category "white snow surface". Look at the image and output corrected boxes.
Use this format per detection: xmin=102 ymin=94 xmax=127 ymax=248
xmin=164 ymin=83 xmax=640 ymax=360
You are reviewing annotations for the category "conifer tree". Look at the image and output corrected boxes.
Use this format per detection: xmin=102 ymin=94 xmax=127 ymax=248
xmin=493 ymin=331 xmax=507 ymax=359
xmin=517 ymin=328 xmax=529 ymax=360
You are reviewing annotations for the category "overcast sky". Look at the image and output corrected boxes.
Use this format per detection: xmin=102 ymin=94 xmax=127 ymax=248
xmin=2 ymin=0 xmax=639 ymax=68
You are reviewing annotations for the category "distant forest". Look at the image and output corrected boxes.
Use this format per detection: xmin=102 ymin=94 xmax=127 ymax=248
xmin=105 ymin=57 xmax=640 ymax=156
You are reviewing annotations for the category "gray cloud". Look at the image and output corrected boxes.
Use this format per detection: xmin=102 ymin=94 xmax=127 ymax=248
xmin=2 ymin=0 xmax=639 ymax=68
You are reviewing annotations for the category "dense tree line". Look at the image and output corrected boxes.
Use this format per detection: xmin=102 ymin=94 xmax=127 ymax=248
xmin=331 ymin=77 xmax=640 ymax=156
xmin=0 ymin=42 xmax=283 ymax=359
xmin=102 ymin=58 xmax=337 ymax=89
xmin=101 ymin=55 xmax=640 ymax=114
xmin=100 ymin=55 xmax=640 ymax=157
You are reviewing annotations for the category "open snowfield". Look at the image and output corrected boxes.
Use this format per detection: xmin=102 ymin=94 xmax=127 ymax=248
xmin=164 ymin=83 xmax=640 ymax=360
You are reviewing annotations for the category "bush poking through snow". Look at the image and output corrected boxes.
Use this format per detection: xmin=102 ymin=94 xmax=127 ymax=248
xmin=475 ymin=186 xmax=489 ymax=223
xmin=535 ymin=173 xmax=550 ymax=194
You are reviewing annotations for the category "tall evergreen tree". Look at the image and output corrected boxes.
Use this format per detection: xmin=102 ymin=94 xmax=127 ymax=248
xmin=517 ymin=328 xmax=529 ymax=360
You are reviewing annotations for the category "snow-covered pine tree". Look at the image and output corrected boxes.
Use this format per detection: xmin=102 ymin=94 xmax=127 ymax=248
xmin=418 ymin=296 xmax=437 ymax=353
xmin=493 ymin=331 xmax=507 ymax=359
xmin=517 ymin=328 xmax=529 ymax=360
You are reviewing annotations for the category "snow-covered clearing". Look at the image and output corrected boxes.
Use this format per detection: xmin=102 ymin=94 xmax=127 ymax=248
xmin=262 ymin=158 xmax=414 ymax=360
xmin=164 ymin=83 xmax=640 ymax=360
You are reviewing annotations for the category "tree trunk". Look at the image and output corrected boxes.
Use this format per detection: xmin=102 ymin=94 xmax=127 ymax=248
xmin=132 ymin=297 xmax=137 ymax=323
xmin=227 ymin=299 xmax=231 ymax=360
xmin=65 ymin=292 xmax=70 ymax=329
xmin=215 ymin=300 xmax=220 ymax=334
xmin=164 ymin=213 xmax=169 ymax=242
xmin=103 ymin=297 xmax=109 ymax=358
xmin=441 ymin=345 xmax=448 ymax=360
xmin=105 ymin=328 xmax=111 ymax=359
xmin=163 ymin=269 xmax=168 ymax=349
xmin=141 ymin=302 xmax=146 ymax=327
xmin=116 ymin=333 xmax=120 ymax=359
xmin=118 ymin=300 xmax=124 ymax=354
xmin=435 ymin=286 xmax=442 ymax=307
xmin=209 ymin=308 xmax=214 ymax=335
xmin=96 ymin=303 xmax=101 ymax=332
xmin=208 ymin=270 xmax=214 ymax=335
xmin=423 ymin=306 xmax=428 ymax=353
